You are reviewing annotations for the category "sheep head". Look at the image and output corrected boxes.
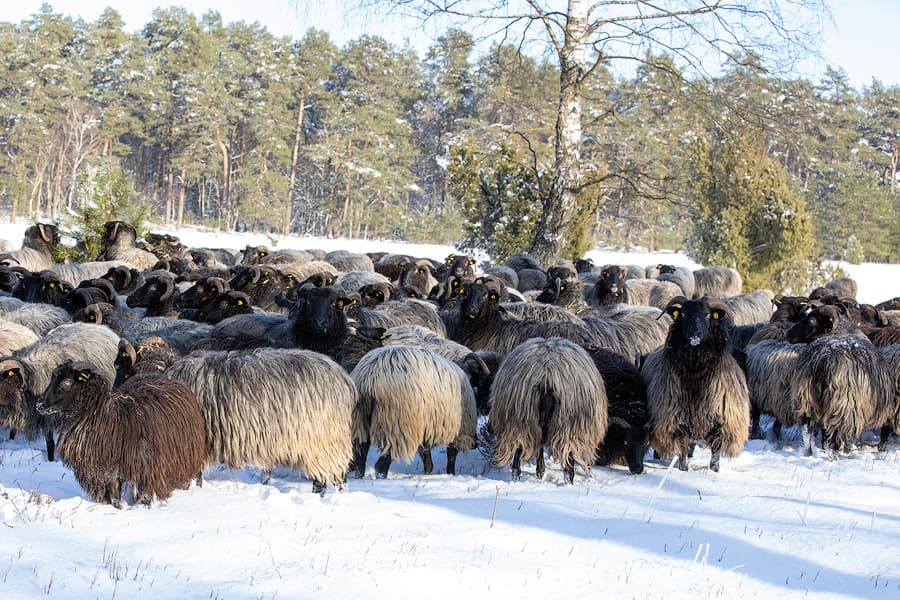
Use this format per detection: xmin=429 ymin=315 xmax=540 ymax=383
xmin=197 ymin=290 xmax=253 ymax=323
xmin=27 ymin=223 xmax=60 ymax=248
xmin=593 ymin=265 xmax=628 ymax=305
xmin=114 ymin=339 xmax=138 ymax=387
xmin=37 ymin=360 xmax=107 ymax=418
xmin=457 ymin=281 xmax=502 ymax=323
xmin=126 ymin=275 xmax=175 ymax=309
xmin=359 ymin=282 xmax=391 ymax=307
xmin=770 ymin=294 xmax=810 ymax=323
xmin=291 ymin=286 xmax=351 ymax=351
xmin=20 ymin=271 xmax=72 ymax=305
xmin=0 ymin=359 xmax=26 ymax=421
xmin=177 ymin=276 xmax=228 ymax=310
xmin=786 ymin=304 xmax=845 ymax=343
xmin=664 ymin=296 xmax=732 ymax=351
xmin=574 ymin=257 xmax=594 ymax=274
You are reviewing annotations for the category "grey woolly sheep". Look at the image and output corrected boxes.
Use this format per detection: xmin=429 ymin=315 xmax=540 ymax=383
xmin=450 ymin=281 xmax=600 ymax=353
xmin=359 ymin=298 xmax=447 ymax=336
xmin=0 ymin=224 xmax=59 ymax=272
xmin=743 ymin=340 xmax=804 ymax=440
xmin=485 ymin=265 xmax=518 ymax=290
xmin=622 ymin=278 xmax=682 ymax=309
xmin=0 ymin=321 xmax=38 ymax=356
xmin=80 ymin=302 xmax=211 ymax=355
xmin=167 ymin=347 xmax=357 ymax=493
xmin=99 ymin=221 xmax=160 ymax=271
xmin=502 ymin=301 xmax=586 ymax=325
xmin=582 ymin=305 xmax=670 ymax=361
xmin=656 ymin=265 xmax=696 ymax=299
xmin=876 ymin=344 xmax=900 ymax=448
xmin=36 ymin=360 xmax=205 ymax=507
xmin=692 ymin=266 xmax=742 ymax=299
xmin=373 ymin=254 xmax=414 ymax=280
xmin=397 ymin=262 xmax=438 ymax=297
xmin=642 ymin=297 xmax=750 ymax=471
xmin=824 ymin=277 xmax=858 ymax=299
xmin=516 ymin=268 xmax=548 ymax=292
xmin=240 ymin=245 xmax=314 ymax=266
xmin=624 ymin=265 xmax=645 ymax=280
xmin=0 ymin=322 xmax=121 ymax=460
xmin=325 ymin=250 xmax=374 ymax=273
xmin=488 ymin=337 xmax=608 ymax=484
xmin=505 ymin=253 xmax=541 ymax=272
xmin=278 ymin=260 xmax=339 ymax=282
xmin=0 ymin=297 xmax=71 ymax=336
xmin=114 ymin=337 xmax=177 ymax=385
xmin=338 ymin=270 xmax=391 ymax=293
xmin=47 ymin=260 xmax=130 ymax=288
xmin=720 ymin=290 xmax=775 ymax=326
xmin=350 ymin=345 xmax=477 ymax=478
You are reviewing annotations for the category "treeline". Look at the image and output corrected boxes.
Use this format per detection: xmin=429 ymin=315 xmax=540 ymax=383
xmin=0 ymin=5 xmax=898 ymax=262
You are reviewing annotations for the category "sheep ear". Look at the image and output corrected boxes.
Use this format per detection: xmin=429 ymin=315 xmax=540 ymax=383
xmin=118 ymin=339 xmax=137 ymax=368
xmin=158 ymin=277 xmax=175 ymax=303
xmin=76 ymin=369 xmax=92 ymax=382
xmin=0 ymin=359 xmax=24 ymax=387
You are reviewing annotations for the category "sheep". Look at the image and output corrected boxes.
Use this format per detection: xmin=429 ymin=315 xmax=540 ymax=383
xmin=349 ymin=345 xmax=477 ymax=478
xmin=692 ymin=266 xmax=742 ymax=299
xmin=642 ymin=296 xmax=750 ymax=471
xmin=397 ymin=262 xmax=438 ymax=296
xmin=0 ymin=265 xmax=28 ymax=296
xmin=98 ymin=221 xmax=160 ymax=271
xmin=140 ymin=232 xmax=189 ymax=263
xmin=114 ymin=337 xmax=177 ymax=385
xmin=582 ymin=305 xmax=671 ymax=361
xmin=719 ymin=290 xmax=775 ymax=326
xmin=746 ymin=294 xmax=811 ymax=346
xmin=505 ymin=253 xmax=541 ymax=272
xmin=515 ymin=268 xmax=548 ymax=293
xmin=47 ymin=260 xmax=130 ymax=288
xmin=358 ymin=298 xmax=447 ymax=336
xmin=824 ymin=277 xmax=858 ymax=300
xmin=325 ymin=250 xmax=374 ymax=273
xmin=240 ymin=245 xmax=314 ymax=266
xmin=126 ymin=272 xmax=179 ymax=317
xmin=228 ymin=265 xmax=292 ymax=311
xmin=0 ymin=322 xmax=121 ymax=460
xmin=0 ymin=297 xmax=71 ymax=336
xmin=0 ymin=321 xmax=38 ymax=356
xmin=488 ymin=337 xmax=608 ymax=483
xmin=198 ymin=285 xmax=351 ymax=356
xmin=101 ymin=265 xmax=144 ymax=295
xmin=435 ymin=254 xmax=476 ymax=282
xmin=876 ymin=344 xmax=900 ymax=448
xmin=338 ymin=270 xmax=391 ymax=293
xmin=500 ymin=301 xmax=586 ymax=325
xmin=655 ymin=265 xmax=696 ymax=299
xmin=0 ymin=223 xmax=59 ymax=272
xmin=450 ymin=280 xmax=600 ymax=353
xmin=590 ymin=265 xmax=679 ymax=309
xmin=191 ymin=247 xmax=238 ymax=267
xmin=535 ymin=275 xmax=589 ymax=313
xmin=166 ymin=347 xmax=357 ymax=493
xmin=36 ymin=360 xmax=206 ymax=507
xmin=81 ymin=302 xmax=211 ymax=355
xmin=373 ymin=253 xmax=415 ymax=280
xmin=358 ymin=282 xmax=393 ymax=307
xmin=585 ymin=346 xmax=649 ymax=474
xmin=485 ymin=265 xmax=518 ymax=290
xmin=18 ymin=270 xmax=73 ymax=305
xmin=742 ymin=340 xmax=805 ymax=439
xmin=786 ymin=304 xmax=895 ymax=453
xmin=179 ymin=290 xmax=253 ymax=324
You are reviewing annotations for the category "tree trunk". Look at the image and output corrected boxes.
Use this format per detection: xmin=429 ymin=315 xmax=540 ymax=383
xmin=285 ymin=85 xmax=306 ymax=236
xmin=215 ymin=125 xmax=230 ymax=217
xmin=177 ymin=164 xmax=186 ymax=230
xmin=528 ymin=0 xmax=587 ymax=265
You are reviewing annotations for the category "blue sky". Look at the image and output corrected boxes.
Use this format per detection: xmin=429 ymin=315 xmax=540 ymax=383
xmin=1 ymin=0 xmax=897 ymax=89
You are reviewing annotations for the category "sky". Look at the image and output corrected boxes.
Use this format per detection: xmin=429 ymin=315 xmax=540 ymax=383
xmin=0 ymin=0 xmax=897 ymax=90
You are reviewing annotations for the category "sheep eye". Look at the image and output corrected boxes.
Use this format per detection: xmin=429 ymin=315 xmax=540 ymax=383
xmin=711 ymin=311 xmax=719 ymax=320
xmin=327 ymin=277 xmax=335 ymax=285
xmin=259 ymin=251 xmax=268 ymax=257
xmin=445 ymin=258 xmax=453 ymax=265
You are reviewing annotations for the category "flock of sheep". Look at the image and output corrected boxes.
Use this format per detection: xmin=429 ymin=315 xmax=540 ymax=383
xmin=0 ymin=221 xmax=897 ymax=507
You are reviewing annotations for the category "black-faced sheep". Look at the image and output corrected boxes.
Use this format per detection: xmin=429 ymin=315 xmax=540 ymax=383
xmin=98 ymin=221 xmax=160 ymax=271
xmin=450 ymin=281 xmax=600 ymax=353
xmin=179 ymin=290 xmax=253 ymax=324
xmin=175 ymin=276 xmax=228 ymax=310
xmin=350 ymin=345 xmax=477 ymax=478
xmin=36 ymin=360 xmax=206 ymax=507
xmin=590 ymin=265 xmax=679 ymax=309
xmin=114 ymin=337 xmax=178 ymax=385
xmin=746 ymin=294 xmax=811 ymax=346
xmin=585 ymin=346 xmax=649 ymax=474
xmin=488 ymin=337 xmax=608 ymax=483
xmin=18 ymin=270 xmax=73 ymax=305
xmin=167 ymin=348 xmax=357 ymax=493
xmin=691 ymin=266 xmax=742 ymax=299
xmin=0 ymin=224 xmax=59 ymax=272
xmin=642 ymin=297 xmax=750 ymax=471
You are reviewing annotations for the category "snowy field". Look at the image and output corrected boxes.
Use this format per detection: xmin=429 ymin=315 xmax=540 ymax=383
xmin=0 ymin=221 xmax=899 ymax=600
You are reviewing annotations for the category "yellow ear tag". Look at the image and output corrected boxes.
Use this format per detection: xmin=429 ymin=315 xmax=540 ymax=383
xmin=77 ymin=372 xmax=90 ymax=382
xmin=672 ymin=309 xmax=679 ymax=319
xmin=236 ymin=299 xmax=244 ymax=306
xmin=48 ymin=282 xmax=55 ymax=288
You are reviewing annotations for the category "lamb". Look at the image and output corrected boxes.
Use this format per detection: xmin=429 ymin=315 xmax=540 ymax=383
xmin=98 ymin=221 xmax=160 ymax=271
xmin=642 ymin=296 xmax=751 ymax=471
xmin=166 ymin=347 xmax=357 ymax=493
xmin=450 ymin=280 xmax=600 ymax=353
xmin=584 ymin=346 xmax=649 ymax=474
xmin=488 ymin=337 xmax=608 ymax=483
xmin=349 ymin=345 xmax=477 ymax=478
xmin=0 ymin=223 xmax=59 ymax=272
xmin=691 ymin=266 xmax=742 ymax=299
xmin=36 ymin=360 xmax=206 ymax=507
xmin=0 ymin=322 xmax=121 ymax=460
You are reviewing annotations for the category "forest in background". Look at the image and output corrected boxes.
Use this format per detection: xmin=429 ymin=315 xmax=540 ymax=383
xmin=0 ymin=4 xmax=898 ymax=270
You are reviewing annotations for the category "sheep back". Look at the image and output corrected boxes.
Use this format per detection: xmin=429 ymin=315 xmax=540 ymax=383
xmin=692 ymin=266 xmax=742 ymax=299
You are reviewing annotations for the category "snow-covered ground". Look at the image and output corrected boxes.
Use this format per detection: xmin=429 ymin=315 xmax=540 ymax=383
xmin=1 ymin=221 xmax=899 ymax=600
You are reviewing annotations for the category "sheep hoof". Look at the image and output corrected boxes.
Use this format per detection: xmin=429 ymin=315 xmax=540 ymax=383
xmin=312 ymin=480 xmax=326 ymax=495
xmin=511 ymin=470 xmax=521 ymax=482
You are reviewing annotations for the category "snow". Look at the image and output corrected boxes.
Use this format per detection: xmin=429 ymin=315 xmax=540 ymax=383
xmin=1 ymin=222 xmax=900 ymax=599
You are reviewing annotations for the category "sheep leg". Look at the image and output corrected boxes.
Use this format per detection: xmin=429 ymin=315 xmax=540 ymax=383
xmin=8 ymin=428 xmax=15 ymax=440
xmin=677 ymin=440 xmax=691 ymax=471
xmin=260 ymin=469 xmax=272 ymax=485
xmin=418 ymin=446 xmax=434 ymax=475
xmin=750 ymin=405 xmax=763 ymax=439
xmin=800 ymin=417 xmax=816 ymax=457
xmin=771 ymin=420 xmax=783 ymax=443
xmin=562 ymin=452 xmax=575 ymax=485
xmin=196 ymin=471 xmax=203 ymax=488
xmin=535 ymin=449 xmax=545 ymax=480
xmin=105 ymin=480 xmax=123 ymax=509
xmin=511 ymin=448 xmax=523 ymax=482
xmin=446 ymin=444 xmax=459 ymax=475
xmin=44 ymin=427 xmax=55 ymax=462
xmin=374 ymin=451 xmax=392 ymax=479
xmin=879 ymin=424 xmax=893 ymax=451
xmin=312 ymin=479 xmax=327 ymax=495
xmin=348 ymin=440 xmax=370 ymax=478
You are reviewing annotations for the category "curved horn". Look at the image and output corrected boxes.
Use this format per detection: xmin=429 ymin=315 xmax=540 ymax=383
xmin=37 ymin=223 xmax=51 ymax=243
xmin=158 ymin=277 xmax=175 ymax=303
xmin=608 ymin=416 xmax=632 ymax=429
xmin=108 ymin=221 xmax=121 ymax=242
xmin=117 ymin=338 xmax=137 ymax=370
xmin=210 ymin=277 xmax=227 ymax=295
xmin=0 ymin=358 xmax=24 ymax=374
xmin=84 ymin=303 xmax=104 ymax=325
